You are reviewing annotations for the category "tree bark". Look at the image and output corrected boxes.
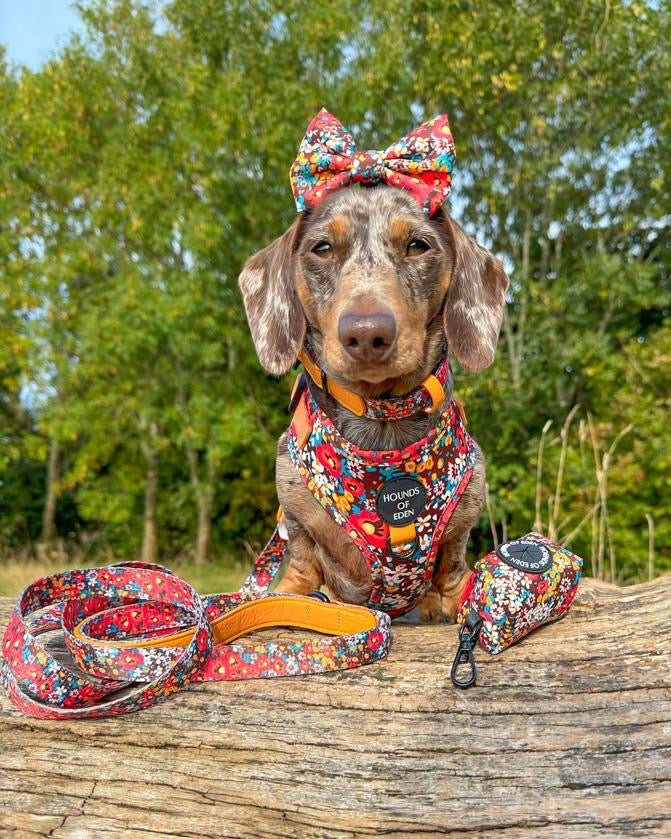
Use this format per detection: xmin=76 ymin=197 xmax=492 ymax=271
xmin=194 ymin=488 xmax=213 ymax=565
xmin=141 ymin=431 xmax=159 ymax=565
xmin=184 ymin=441 xmax=214 ymax=565
xmin=40 ymin=439 xmax=60 ymax=543
xmin=178 ymin=386 xmax=215 ymax=564
xmin=1 ymin=574 xmax=670 ymax=837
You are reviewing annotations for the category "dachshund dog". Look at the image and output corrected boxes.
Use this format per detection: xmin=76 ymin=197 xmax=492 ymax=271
xmin=238 ymin=185 xmax=508 ymax=621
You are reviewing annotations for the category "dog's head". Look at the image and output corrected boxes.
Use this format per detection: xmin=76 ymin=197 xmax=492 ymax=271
xmin=238 ymin=186 xmax=509 ymax=390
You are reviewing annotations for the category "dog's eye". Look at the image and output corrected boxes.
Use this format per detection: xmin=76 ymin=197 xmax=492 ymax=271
xmin=406 ymin=239 xmax=431 ymax=257
xmin=312 ymin=241 xmax=334 ymax=258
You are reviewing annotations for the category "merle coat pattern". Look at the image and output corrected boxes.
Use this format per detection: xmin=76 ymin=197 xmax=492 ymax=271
xmin=239 ymin=186 xmax=509 ymax=621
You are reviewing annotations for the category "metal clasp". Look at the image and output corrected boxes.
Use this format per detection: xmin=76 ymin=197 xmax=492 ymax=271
xmin=450 ymin=611 xmax=483 ymax=689
xmin=388 ymin=535 xmax=419 ymax=560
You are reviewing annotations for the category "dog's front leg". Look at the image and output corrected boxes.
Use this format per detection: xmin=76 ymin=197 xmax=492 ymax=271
xmin=274 ymin=434 xmax=325 ymax=594
xmin=434 ymin=446 xmax=487 ymax=620
xmin=433 ymin=535 xmax=474 ymax=621
xmin=275 ymin=523 xmax=325 ymax=594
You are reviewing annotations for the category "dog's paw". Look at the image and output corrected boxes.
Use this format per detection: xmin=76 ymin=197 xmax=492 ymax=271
xmin=440 ymin=569 xmax=472 ymax=622
xmin=417 ymin=586 xmax=446 ymax=624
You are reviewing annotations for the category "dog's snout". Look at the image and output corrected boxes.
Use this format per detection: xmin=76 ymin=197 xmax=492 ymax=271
xmin=338 ymin=305 xmax=397 ymax=363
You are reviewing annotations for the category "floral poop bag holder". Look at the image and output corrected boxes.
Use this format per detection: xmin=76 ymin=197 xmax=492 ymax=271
xmin=450 ymin=532 xmax=584 ymax=688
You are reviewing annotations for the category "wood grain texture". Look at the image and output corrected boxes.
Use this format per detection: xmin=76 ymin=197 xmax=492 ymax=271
xmin=1 ymin=575 xmax=670 ymax=838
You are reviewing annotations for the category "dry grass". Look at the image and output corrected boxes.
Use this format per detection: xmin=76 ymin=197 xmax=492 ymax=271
xmin=0 ymin=554 xmax=254 ymax=599
xmin=529 ymin=406 xmax=653 ymax=583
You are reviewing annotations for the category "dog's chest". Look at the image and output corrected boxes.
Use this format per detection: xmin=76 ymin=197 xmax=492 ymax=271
xmin=287 ymin=390 xmax=477 ymax=616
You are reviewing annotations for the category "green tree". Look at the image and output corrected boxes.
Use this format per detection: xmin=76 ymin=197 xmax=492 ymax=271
xmin=0 ymin=0 xmax=668 ymax=577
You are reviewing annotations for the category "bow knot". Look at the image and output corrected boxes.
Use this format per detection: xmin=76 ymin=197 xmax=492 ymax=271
xmin=290 ymin=109 xmax=456 ymax=216
xmin=350 ymin=150 xmax=386 ymax=184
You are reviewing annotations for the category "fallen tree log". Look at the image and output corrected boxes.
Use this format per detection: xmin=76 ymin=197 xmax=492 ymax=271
xmin=1 ymin=574 xmax=670 ymax=838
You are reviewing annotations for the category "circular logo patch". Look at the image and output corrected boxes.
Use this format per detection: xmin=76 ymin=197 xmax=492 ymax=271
xmin=495 ymin=538 xmax=553 ymax=574
xmin=375 ymin=477 xmax=427 ymax=526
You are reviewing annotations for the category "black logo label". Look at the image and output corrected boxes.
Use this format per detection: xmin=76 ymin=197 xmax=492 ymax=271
xmin=496 ymin=538 xmax=553 ymax=574
xmin=376 ymin=477 xmax=427 ymax=526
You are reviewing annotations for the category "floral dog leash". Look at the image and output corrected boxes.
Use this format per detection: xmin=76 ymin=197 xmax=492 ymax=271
xmin=1 ymin=529 xmax=390 ymax=719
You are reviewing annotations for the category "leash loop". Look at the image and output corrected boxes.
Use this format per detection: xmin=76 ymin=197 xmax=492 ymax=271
xmin=1 ymin=527 xmax=391 ymax=719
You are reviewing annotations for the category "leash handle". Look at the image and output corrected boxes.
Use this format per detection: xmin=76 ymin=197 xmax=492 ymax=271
xmin=1 ymin=527 xmax=391 ymax=719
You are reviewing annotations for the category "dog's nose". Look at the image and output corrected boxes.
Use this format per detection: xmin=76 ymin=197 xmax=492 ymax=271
xmin=338 ymin=306 xmax=397 ymax=362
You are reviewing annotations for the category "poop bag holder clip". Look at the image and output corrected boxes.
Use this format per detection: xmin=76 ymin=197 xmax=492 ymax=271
xmin=450 ymin=532 xmax=583 ymax=688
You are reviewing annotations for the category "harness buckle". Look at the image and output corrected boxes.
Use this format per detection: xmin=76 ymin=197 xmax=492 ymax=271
xmin=387 ymin=521 xmax=419 ymax=560
xmin=388 ymin=535 xmax=419 ymax=560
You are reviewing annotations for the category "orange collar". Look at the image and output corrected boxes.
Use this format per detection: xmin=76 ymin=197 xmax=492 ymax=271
xmin=295 ymin=345 xmax=449 ymax=420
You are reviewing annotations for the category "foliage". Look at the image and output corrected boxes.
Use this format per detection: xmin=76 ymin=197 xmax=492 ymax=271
xmin=0 ymin=0 xmax=668 ymax=577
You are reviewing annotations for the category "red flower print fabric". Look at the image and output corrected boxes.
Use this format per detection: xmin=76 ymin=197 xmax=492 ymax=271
xmin=457 ymin=532 xmax=584 ymax=654
xmin=1 ymin=531 xmax=391 ymax=720
xmin=288 ymin=391 xmax=477 ymax=617
xmin=290 ymin=109 xmax=456 ymax=216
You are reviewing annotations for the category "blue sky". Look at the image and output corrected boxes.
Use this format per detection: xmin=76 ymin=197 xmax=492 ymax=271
xmin=0 ymin=0 xmax=84 ymax=69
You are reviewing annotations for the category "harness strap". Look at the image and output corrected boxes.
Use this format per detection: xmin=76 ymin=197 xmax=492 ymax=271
xmin=1 ymin=527 xmax=390 ymax=720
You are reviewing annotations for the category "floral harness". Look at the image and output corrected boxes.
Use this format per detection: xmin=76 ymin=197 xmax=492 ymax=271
xmin=286 ymin=347 xmax=477 ymax=617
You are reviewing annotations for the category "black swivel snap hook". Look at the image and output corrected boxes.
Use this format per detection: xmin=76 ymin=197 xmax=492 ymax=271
xmin=450 ymin=610 xmax=483 ymax=689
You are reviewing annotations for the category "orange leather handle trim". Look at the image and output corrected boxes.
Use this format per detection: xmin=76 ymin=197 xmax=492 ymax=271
xmin=73 ymin=596 xmax=378 ymax=649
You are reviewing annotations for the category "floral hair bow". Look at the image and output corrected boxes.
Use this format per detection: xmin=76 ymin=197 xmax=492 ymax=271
xmin=289 ymin=108 xmax=456 ymax=217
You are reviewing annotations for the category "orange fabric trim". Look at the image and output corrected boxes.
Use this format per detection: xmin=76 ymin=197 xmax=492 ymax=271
xmin=72 ymin=597 xmax=377 ymax=649
xmin=292 ymin=390 xmax=312 ymax=448
xmin=454 ymin=397 xmax=468 ymax=425
xmin=388 ymin=522 xmax=416 ymax=545
xmin=298 ymin=349 xmax=366 ymax=417
xmin=289 ymin=372 xmax=304 ymax=406
xmin=421 ymin=374 xmax=445 ymax=414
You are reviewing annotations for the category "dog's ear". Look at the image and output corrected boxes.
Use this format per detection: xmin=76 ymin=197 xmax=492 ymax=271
xmin=441 ymin=214 xmax=509 ymax=372
xmin=238 ymin=218 xmax=306 ymax=376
